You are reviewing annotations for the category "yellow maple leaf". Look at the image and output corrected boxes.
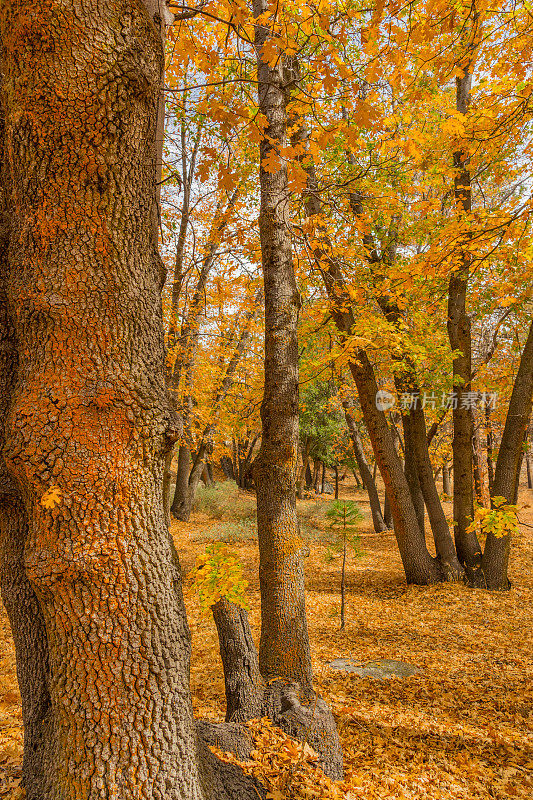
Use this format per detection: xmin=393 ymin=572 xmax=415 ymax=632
xmin=41 ymin=485 xmax=62 ymax=509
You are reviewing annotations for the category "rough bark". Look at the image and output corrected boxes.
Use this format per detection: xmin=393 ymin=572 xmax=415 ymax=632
xmin=314 ymin=236 xmax=442 ymax=581
xmin=346 ymin=351 xmax=442 ymax=583
xmin=481 ymin=319 xmax=533 ymax=589
xmin=252 ymin=2 xmax=314 ymax=692
xmin=212 ymin=598 xmax=263 ymax=723
xmin=0 ymin=4 xmax=259 ymax=797
xmin=0 ymin=78 xmax=52 ymax=798
xmin=404 ymin=409 xmax=464 ymax=580
xmin=342 ymin=401 xmax=388 ymax=532
xmin=402 ymin=414 xmax=426 ymax=536
xmin=211 ymin=599 xmax=343 ymax=780
xmin=372 ymin=256 xmax=461 ymax=577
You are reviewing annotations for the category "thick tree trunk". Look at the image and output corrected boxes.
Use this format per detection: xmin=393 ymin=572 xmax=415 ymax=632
xmin=375 ymin=275 xmax=460 ymax=576
xmin=342 ymin=402 xmax=387 ymax=532
xmin=252 ymin=0 xmax=313 ymax=693
xmin=0 ymin=91 xmax=52 ymax=797
xmin=527 ymin=456 xmax=533 ymax=490
xmin=211 ymin=599 xmax=343 ymax=779
xmin=301 ymin=151 xmax=440 ymax=581
xmin=481 ymin=319 xmax=533 ymax=589
xmin=212 ymin=598 xmax=263 ymax=723
xmin=171 ymin=444 xmax=192 ymax=518
xmin=402 ymin=414 xmax=426 ymax=536
xmin=447 ymin=63 xmax=482 ymax=581
xmin=0 ymin=4 xmax=260 ymax=797
xmin=347 ymin=353 xmax=442 ymax=583
xmin=406 ymin=409 xmax=464 ymax=580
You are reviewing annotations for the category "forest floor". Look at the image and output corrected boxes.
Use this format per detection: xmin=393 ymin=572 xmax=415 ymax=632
xmin=1 ymin=478 xmax=532 ymax=799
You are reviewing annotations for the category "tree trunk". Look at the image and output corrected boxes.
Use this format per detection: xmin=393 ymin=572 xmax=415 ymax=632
xmin=221 ymin=455 xmax=235 ymax=480
xmin=342 ymin=402 xmax=387 ymax=532
xmin=319 ymin=258 xmax=441 ymax=581
xmin=312 ymin=460 xmax=320 ymax=492
xmin=211 ymin=599 xmax=343 ymax=779
xmin=238 ymin=436 xmax=258 ymax=490
xmin=171 ymin=444 xmax=192 ymax=519
xmin=406 ymin=409 xmax=464 ymax=580
xmin=320 ymin=461 xmax=327 ymax=494
xmin=297 ymin=436 xmax=311 ymax=498
xmin=472 ymin=425 xmax=485 ymax=505
xmin=402 ymin=413 xmax=426 ymax=536
xmin=252 ymin=0 xmax=313 ymax=693
xmin=481 ymin=319 xmax=533 ymax=589
xmin=527 ymin=456 xmax=533 ymax=490
xmin=334 ymin=465 xmax=339 ymax=499
xmin=443 ymin=463 xmax=452 ymax=496
xmin=0 ymin=4 xmax=260 ymax=797
xmin=212 ymin=598 xmax=263 ymax=723
xmin=383 ymin=492 xmax=393 ymax=529
xmin=485 ymin=406 xmax=495 ymax=496
xmin=340 ymin=532 xmax=346 ymax=630
xmin=0 ymin=92 xmax=51 ymax=797
xmin=376 ymin=276 xmax=460 ymax=576
xmin=447 ymin=59 xmax=483 ymax=581
xmin=347 ymin=352 xmax=442 ymax=583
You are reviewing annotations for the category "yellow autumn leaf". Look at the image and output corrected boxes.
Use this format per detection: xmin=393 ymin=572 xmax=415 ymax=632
xmin=41 ymin=485 xmax=62 ymax=509
xmin=500 ymin=296 xmax=516 ymax=307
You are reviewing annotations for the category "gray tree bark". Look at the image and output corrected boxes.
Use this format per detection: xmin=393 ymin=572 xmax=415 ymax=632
xmin=0 ymin=4 xmax=261 ymax=797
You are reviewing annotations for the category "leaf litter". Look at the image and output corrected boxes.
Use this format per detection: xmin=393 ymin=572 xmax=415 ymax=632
xmin=0 ymin=489 xmax=531 ymax=799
